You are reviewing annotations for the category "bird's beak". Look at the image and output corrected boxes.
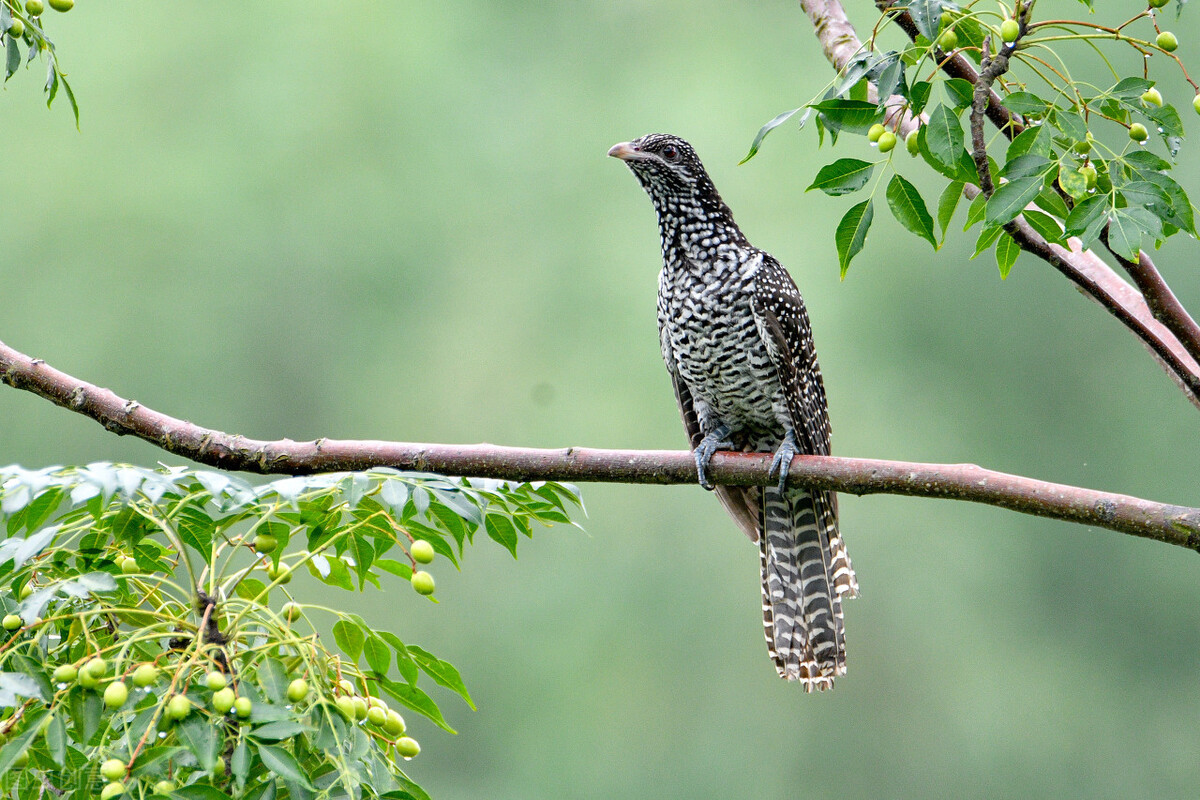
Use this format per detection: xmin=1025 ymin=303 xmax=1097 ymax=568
xmin=608 ymin=141 xmax=642 ymax=161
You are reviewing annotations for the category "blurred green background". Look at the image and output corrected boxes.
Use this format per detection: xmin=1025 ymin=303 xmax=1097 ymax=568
xmin=4 ymin=1 xmax=1200 ymax=797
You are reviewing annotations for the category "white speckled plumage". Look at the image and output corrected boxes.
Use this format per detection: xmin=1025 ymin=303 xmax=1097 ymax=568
xmin=611 ymin=134 xmax=858 ymax=690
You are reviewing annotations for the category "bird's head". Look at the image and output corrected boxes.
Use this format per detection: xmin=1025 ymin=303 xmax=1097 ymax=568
xmin=608 ymin=134 xmax=721 ymax=211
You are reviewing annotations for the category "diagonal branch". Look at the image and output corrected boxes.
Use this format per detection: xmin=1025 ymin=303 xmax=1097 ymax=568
xmin=796 ymin=0 xmax=1200 ymax=410
xmin=2 ymin=338 xmax=1200 ymax=552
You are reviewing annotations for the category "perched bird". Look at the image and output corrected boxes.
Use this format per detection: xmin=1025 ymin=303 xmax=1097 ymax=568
xmin=609 ymin=134 xmax=857 ymax=690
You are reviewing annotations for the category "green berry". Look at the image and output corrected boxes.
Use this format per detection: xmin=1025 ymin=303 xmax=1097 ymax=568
xmin=153 ymin=780 xmax=176 ymax=796
xmin=166 ymin=694 xmax=191 ymax=721
xmin=1157 ymin=31 xmax=1178 ymax=52
xmin=100 ymin=758 xmax=126 ymax=781
xmin=234 ymin=696 xmax=253 ymax=718
xmin=267 ymin=563 xmax=292 ymax=584
xmin=337 ymin=679 xmax=355 ymax=695
xmin=905 ymin=130 xmax=920 ymax=156
xmin=211 ymin=687 xmax=235 ymax=714
xmin=936 ymin=29 xmax=958 ymax=50
xmin=52 ymin=664 xmax=77 ymax=683
xmin=12 ymin=749 xmax=28 ymax=768
xmin=1150 ymin=0 xmax=1169 ymax=7
xmin=411 ymin=539 xmax=436 ymax=564
xmin=876 ymin=131 xmax=897 ymax=153
xmin=18 ymin=583 xmax=33 ymax=601
xmin=1142 ymin=88 xmax=1164 ymax=107
xmin=253 ymin=533 xmax=277 ymax=554
xmin=335 ymin=695 xmax=356 ymax=719
xmin=46 ymin=0 xmax=72 ymax=10
xmin=410 ymin=571 xmax=435 ymax=596
xmin=25 ymin=0 xmax=43 ymax=14
xmin=999 ymin=18 xmax=1020 ymax=43
xmin=103 ymin=681 xmax=128 ymax=709
xmin=2 ymin=615 xmax=22 ymax=631
xmin=351 ymin=696 xmax=368 ymax=721
xmin=213 ymin=758 xmax=226 ymax=777
xmin=1079 ymin=165 xmax=1098 ymax=190
xmin=384 ymin=710 xmax=406 ymax=736
xmin=867 ymin=123 xmax=886 ymax=143
xmin=78 ymin=670 xmax=99 ymax=690
xmin=1129 ymin=122 xmax=1150 ymax=142
xmin=6 ymin=18 xmax=23 ymax=37
xmin=367 ymin=706 xmax=387 ymax=726
xmin=396 ymin=736 xmax=420 ymax=758
xmin=85 ymin=657 xmax=108 ymax=679
xmin=281 ymin=602 xmax=302 ymax=622
xmin=1194 ymin=94 xmax=1200 ymax=115
xmin=100 ymin=782 xmax=125 ymax=800
xmin=286 ymin=678 xmax=308 ymax=703
xmin=132 ymin=664 xmax=158 ymax=687
xmin=119 ymin=557 xmax=139 ymax=575
xmin=205 ymin=671 xmax=227 ymax=691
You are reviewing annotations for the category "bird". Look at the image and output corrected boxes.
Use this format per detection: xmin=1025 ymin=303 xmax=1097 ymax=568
xmin=609 ymin=133 xmax=857 ymax=690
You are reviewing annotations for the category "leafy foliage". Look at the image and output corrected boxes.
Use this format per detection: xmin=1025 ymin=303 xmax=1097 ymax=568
xmin=746 ymin=0 xmax=1200 ymax=277
xmin=0 ymin=464 xmax=581 ymax=799
xmin=1 ymin=0 xmax=77 ymax=126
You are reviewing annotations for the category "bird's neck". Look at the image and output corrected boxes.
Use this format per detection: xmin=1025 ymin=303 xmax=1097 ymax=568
xmin=653 ymin=194 xmax=747 ymax=263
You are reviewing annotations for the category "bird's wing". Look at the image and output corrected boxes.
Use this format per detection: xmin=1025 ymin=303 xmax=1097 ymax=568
xmin=667 ymin=357 xmax=763 ymax=543
xmin=749 ymin=253 xmax=831 ymax=456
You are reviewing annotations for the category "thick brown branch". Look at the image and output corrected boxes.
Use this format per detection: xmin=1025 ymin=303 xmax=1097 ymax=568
xmin=2 ymin=338 xmax=1199 ymax=552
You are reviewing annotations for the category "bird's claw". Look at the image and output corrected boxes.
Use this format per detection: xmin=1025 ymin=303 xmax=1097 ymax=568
xmin=768 ymin=431 xmax=799 ymax=493
xmin=694 ymin=424 xmax=732 ymax=491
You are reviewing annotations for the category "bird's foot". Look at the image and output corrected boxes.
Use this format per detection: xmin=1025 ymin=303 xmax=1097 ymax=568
xmin=694 ymin=424 xmax=732 ymax=491
xmin=768 ymin=431 xmax=799 ymax=493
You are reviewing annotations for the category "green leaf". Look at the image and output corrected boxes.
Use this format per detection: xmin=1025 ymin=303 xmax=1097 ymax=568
xmin=4 ymin=37 xmax=18 ymax=82
xmin=45 ymin=713 xmax=67 ymax=766
xmin=924 ymin=104 xmax=966 ymax=171
xmin=1021 ymin=209 xmax=1066 ymax=245
xmin=364 ymin=635 xmax=392 ymax=675
xmin=806 ymin=159 xmax=876 ymax=196
xmin=1001 ymin=91 xmax=1049 ymax=115
xmin=908 ymin=0 xmax=943 ymax=40
xmin=835 ymin=199 xmax=874 ymax=278
xmin=407 ymin=644 xmax=476 ymax=710
xmin=1064 ymin=195 xmax=1110 ymax=238
xmin=1033 ymin=186 xmax=1071 ymax=219
xmin=177 ymin=718 xmax=220 ymax=770
xmin=995 ymin=231 xmax=1020 ymax=278
xmin=1142 ymin=104 xmax=1184 ymax=139
xmin=1138 ymin=171 xmax=1196 ymax=235
xmin=908 ymin=81 xmax=932 ymax=115
xmin=1050 ymin=108 xmax=1087 ymax=140
xmin=332 ymin=619 xmax=366 ymax=663
xmin=1057 ymin=166 xmax=1089 ymax=201
xmin=1006 ymin=124 xmax=1052 ymax=161
xmin=258 ymin=658 xmax=289 ymax=704
xmin=1124 ymin=150 xmax=1172 ymax=173
xmin=1109 ymin=77 xmax=1154 ymax=101
xmin=973 ymin=225 xmax=1003 ymax=259
xmin=943 ymin=78 xmax=975 ymax=109
xmin=1002 ymin=154 xmax=1053 ymax=180
xmin=741 ymin=107 xmax=809 ymax=164
xmin=1107 ymin=206 xmax=1161 ymax=260
xmin=170 ymin=787 xmax=235 ymax=800
xmin=250 ymin=720 xmax=306 ymax=741
xmin=0 ymin=707 xmax=45 ymax=780
xmin=809 ymin=99 xmax=884 ymax=134
xmin=985 ymin=177 xmax=1043 ymax=226
xmin=886 ymin=174 xmax=937 ymax=249
xmin=484 ymin=513 xmax=519 ymax=557
xmin=963 ymin=191 xmax=987 ymax=230
xmin=936 ymin=181 xmax=964 ymax=239
xmin=256 ymin=744 xmax=316 ymax=790
xmin=380 ymin=679 xmax=456 ymax=734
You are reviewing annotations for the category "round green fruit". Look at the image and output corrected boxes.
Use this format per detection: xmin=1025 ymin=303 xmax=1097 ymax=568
xmin=286 ymin=678 xmax=309 ymax=702
xmin=396 ymin=737 xmax=420 ymax=758
xmin=234 ymin=696 xmax=253 ymax=718
xmin=1157 ymin=31 xmax=1178 ymax=52
xmin=936 ymin=29 xmax=958 ymax=50
xmin=367 ymin=706 xmax=387 ymax=727
xmin=1194 ymin=94 xmax=1200 ymax=115
xmin=867 ymin=123 xmax=886 ymax=143
xmin=52 ymin=664 xmax=77 ymax=683
xmin=100 ymin=758 xmax=126 ymax=781
xmin=78 ymin=670 xmax=99 ymax=690
xmin=103 ymin=681 xmax=128 ymax=709
xmin=411 ymin=539 xmax=435 ymax=564
xmin=999 ymin=19 xmax=1020 ymax=43
xmin=100 ymin=781 xmax=125 ymax=800
xmin=12 ymin=750 xmax=28 ymax=768
xmin=253 ymin=533 xmax=277 ymax=554
xmin=1079 ymin=165 xmax=1098 ymax=190
xmin=205 ymin=671 xmax=227 ymax=691
xmin=1150 ymin=0 xmax=1169 ymax=7
xmin=1129 ymin=122 xmax=1150 ymax=142
xmin=352 ymin=696 xmax=368 ymax=721
xmin=337 ymin=679 xmax=355 ymax=695
xmin=384 ymin=710 xmax=406 ymax=736
xmin=46 ymin=0 xmax=72 ymax=9
xmin=153 ymin=780 xmax=176 ymax=796
xmin=119 ymin=557 xmax=139 ymax=575
xmin=905 ymin=130 xmax=920 ymax=156
xmin=1142 ymin=88 xmax=1164 ymax=107
xmin=85 ymin=657 xmax=108 ymax=679
xmin=876 ymin=131 xmax=897 ymax=153
xmin=25 ymin=0 xmax=43 ymax=13
xmin=6 ymin=18 xmax=23 ymax=37
xmin=213 ymin=758 xmax=226 ymax=777
xmin=18 ymin=583 xmax=33 ymax=600
xmin=410 ymin=571 xmax=435 ymax=596
xmin=166 ymin=694 xmax=192 ymax=721
xmin=267 ymin=563 xmax=292 ymax=584
xmin=335 ymin=695 xmax=356 ymax=719
xmin=211 ymin=687 xmax=236 ymax=714
xmin=281 ymin=601 xmax=302 ymax=622
xmin=132 ymin=664 xmax=158 ymax=687
xmin=2 ymin=615 xmax=22 ymax=631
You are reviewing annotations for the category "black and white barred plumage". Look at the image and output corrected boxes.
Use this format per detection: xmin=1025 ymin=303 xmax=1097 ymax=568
xmin=610 ymin=134 xmax=858 ymax=690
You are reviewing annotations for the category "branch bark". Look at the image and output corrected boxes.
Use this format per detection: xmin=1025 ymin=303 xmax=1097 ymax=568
xmin=2 ymin=338 xmax=1199 ymax=552
xmin=796 ymin=0 xmax=1200 ymax=411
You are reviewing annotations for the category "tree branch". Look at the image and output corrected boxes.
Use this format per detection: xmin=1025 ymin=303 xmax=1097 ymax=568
xmin=2 ymin=338 xmax=1199 ymax=552
xmin=796 ymin=0 xmax=1200 ymax=411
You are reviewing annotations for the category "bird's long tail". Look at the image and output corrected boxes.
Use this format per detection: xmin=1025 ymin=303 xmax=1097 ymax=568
xmin=759 ymin=486 xmax=858 ymax=691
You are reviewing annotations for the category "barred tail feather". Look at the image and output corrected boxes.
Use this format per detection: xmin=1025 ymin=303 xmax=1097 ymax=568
xmin=759 ymin=486 xmax=851 ymax=691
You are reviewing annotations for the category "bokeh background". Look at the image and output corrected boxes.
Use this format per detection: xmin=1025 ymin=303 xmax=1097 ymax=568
xmin=4 ymin=1 xmax=1200 ymax=797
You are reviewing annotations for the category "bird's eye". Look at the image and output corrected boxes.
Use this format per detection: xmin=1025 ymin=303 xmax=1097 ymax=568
xmin=661 ymin=145 xmax=679 ymax=161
